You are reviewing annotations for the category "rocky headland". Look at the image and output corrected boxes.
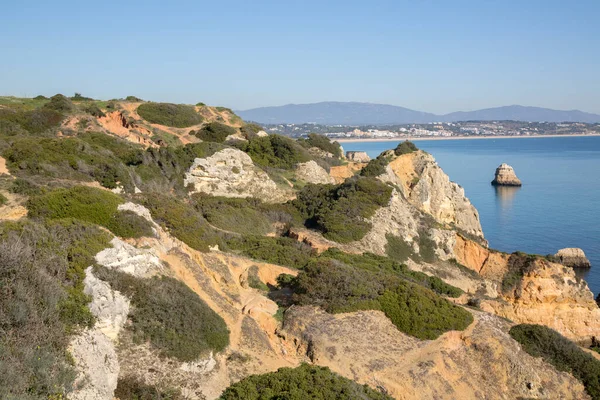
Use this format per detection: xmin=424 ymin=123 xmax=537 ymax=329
xmin=555 ymin=247 xmax=592 ymax=268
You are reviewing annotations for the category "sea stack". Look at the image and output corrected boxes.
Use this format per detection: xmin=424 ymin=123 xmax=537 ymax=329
xmin=555 ymin=248 xmax=591 ymax=268
xmin=491 ymin=163 xmax=522 ymax=186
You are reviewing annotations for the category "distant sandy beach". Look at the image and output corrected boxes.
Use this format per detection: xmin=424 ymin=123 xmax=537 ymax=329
xmin=336 ymin=133 xmax=600 ymax=143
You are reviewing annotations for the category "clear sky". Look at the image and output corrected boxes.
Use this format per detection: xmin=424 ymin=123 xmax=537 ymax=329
xmin=1 ymin=0 xmax=598 ymax=114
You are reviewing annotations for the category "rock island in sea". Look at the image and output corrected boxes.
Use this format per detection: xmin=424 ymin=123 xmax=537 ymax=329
xmin=491 ymin=163 xmax=522 ymax=186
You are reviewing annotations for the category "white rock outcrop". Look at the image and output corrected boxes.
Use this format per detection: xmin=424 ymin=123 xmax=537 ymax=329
xmin=345 ymin=151 xmax=371 ymax=162
xmin=83 ymin=267 xmax=130 ymax=340
xmin=95 ymin=237 xmax=163 ymax=278
xmin=295 ymin=161 xmax=335 ymax=184
xmin=184 ymin=148 xmax=293 ymax=203
xmin=555 ymin=247 xmax=591 ymax=268
xmin=69 ymin=329 xmax=119 ymax=400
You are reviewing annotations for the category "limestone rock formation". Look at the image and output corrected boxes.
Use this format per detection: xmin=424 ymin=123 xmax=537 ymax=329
xmin=69 ymin=329 xmax=120 ymax=400
xmin=491 ymin=163 xmax=522 ymax=186
xmin=95 ymin=237 xmax=163 ymax=278
xmin=345 ymin=151 xmax=371 ymax=162
xmin=184 ymin=148 xmax=293 ymax=203
xmin=381 ymin=150 xmax=485 ymax=240
xmin=280 ymin=306 xmax=588 ymax=400
xmin=295 ymin=160 xmax=335 ymax=184
xmin=555 ymin=247 xmax=591 ymax=268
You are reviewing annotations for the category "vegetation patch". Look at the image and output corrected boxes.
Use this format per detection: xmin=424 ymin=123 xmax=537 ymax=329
xmin=42 ymin=94 xmax=74 ymax=113
xmin=298 ymin=133 xmax=342 ymax=158
xmin=136 ymin=102 xmax=203 ymax=127
xmin=191 ymin=194 xmax=272 ymax=235
xmin=239 ymin=123 xmax=263 ymax=140
xmin=394 ymin=140 xmax=418 ymax=155
xmin=193 ymin=121 xmax=237 ymax=143
xmin=94 ymin=267 xmax=230 ymax=361
xmin=27 ymin=186 xmax=153 ymax=238
xmin=139 ymin=193 xmax=221 ymax=252
xmin=232 ymin=134 xmax=312 ymax=169
xmin=510 ymin=324 xmax=600 ymax=399
xmin=360 ymin=155 xmax=391 ymax=177
xmin=0 ymin=192 xmax=7 ymax=206
xmin=501 ymin=252 xmax=539 ymax=293
xmin=225 ymin=235 xmax=315 ymax=269
xmin=0 ymin=219 xmax=111 ymax=398
xmin=247 ymin=265 xmax=269 ymax=291
xmin=292 ymin=176 xmax=392 ymax=243
xmin=115 ymin=377 xmax=182 ymax=400
xmin=0 ymin=107 xmax=64 ymax=134
xmin=219 ymin=363 xmax=392 ymax=400
xmin=291 ymin=259 xmax=472 ymax=339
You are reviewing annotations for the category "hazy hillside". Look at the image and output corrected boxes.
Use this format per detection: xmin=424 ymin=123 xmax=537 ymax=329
xmin=238 ymin=102 xmax=600 ymax=125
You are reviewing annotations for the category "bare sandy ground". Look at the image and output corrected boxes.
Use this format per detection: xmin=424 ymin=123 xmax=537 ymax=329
xmin=0 ymin=156 xmax=8 ymax=175
xmin=336 ymin=133 xmax=600 ymax=143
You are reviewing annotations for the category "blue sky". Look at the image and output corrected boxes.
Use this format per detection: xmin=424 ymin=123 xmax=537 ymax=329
xmin=1 ymin=0 xmax=598 ymax=113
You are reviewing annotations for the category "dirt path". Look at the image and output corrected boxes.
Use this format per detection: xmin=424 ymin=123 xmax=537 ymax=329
xmin=0 ymin=156 xmax=9 ymax=175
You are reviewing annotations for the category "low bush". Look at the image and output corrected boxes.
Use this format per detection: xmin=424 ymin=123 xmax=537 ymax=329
xmin=219 ymin=363 xmax=392 ymax=400
xmin=0 ymin=219 xmax=111 ymax=398
xmin=136 ymin=102 xmax=203 ymax=127
xmin=247 ymin=265 xmax=269 ymax=291
xmin=0 ymin=107 xmax=64 ymax=134
xmin=27 ymin=186 xmax=153 ymax=238
xmin=43 ymin=94 xmax=74 ymax=112
xmin=225 ymin=235 xmax=315 ymax=269
xmin=0 ymin=192 xmax=7 ymax=206
xmin=232 ymin=134 xmax=312 ymax=170
xmin=239 ymin=123 xmax=263 ymax=140
xmin=191 ymin=194 xmax=272 ymax=235
xmin=501 ymin=252 xmax=538 ymax=293
xmin=115 ymin=377 xmax=182 ymax=400
xmin=385 ymin=234 xmax=417 ymax=262
xmin=94 ymin=267 xmax=230 ymax=361
xmin=125 ymin=96 xmax=144 ymax=102
xmin=139 ymin=193 xmax=221 ymax=251
xmin=360 ymin=155 xmax=391 ymax=177
xmin=193 ymin=121 xmax=237 ymax=143
xmin=322 ymin=248 xmax=462 ymax=298
xmin=293 ymin=176 xmax=392 ymax=243
xmin=394 ymin=140 xmax=418 ymax=155
xmin=298 ymin=133 xmax=342 ymax=158
xmin=510 ymin=324 xmax=600 ymax=399
xmin=292 ymin=259 xmax=472 ymax=339
xmin=83 ymin=103 xmax=106 ymax=118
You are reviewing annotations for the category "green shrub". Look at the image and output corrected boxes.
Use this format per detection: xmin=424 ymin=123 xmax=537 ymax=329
xmin=322 ymin=248 xmax=462 ymax=298
xmin=385 ymin=234 xmax=416 ymax=262
xmin=125 ymin=96 xmax=144 ymax=102
xmin=0 ymin=193 xmax=7 ymax=206
xmin=27 ymin=186 xmax=153 ymax=238
xmin=139 ymin=193 xmax=221 ymax=251
xmin=239 ymin=123 xmax=263 ymax=140
xmin=298 ymin=133 xmax=342 ymax=158
xmin=0 ymin=108 xmax=64 ymax=134
xmin=360 ymin=155 xmax=391 ymax=177
xmin=510 ymin=324 xmax=600 ymax=399
xmin=193 ymin=121 xmax=237 ymax=143
xmin=394 ymin=140 xmax=418 ymax=155
xmin=2 ymin=135 xmax=138 ymax=190
xmin=33 ymin=95 xmax=48 ymax=100
xmin=292 ymin=259 xmax=472 ymax=339
xmin=191 ymin=194 xmax=272 ymax=235
xmin=83 ymin=103 xmax=106 ymax=118
xmin=0 ymin=219 xmax=111 ymax=398
xmin=196 ymin=102 xmax=206 ymax=107
xmin=137 ymin=103 xmax=203 ymax=127
xmin=501 ymin=252 xmax=538 ymax=293
xmin=247 ymin=265 xmax=269 ymax=291
xmin=219 ymin=364 xmax=392 ymax=400
xmin=225 ymin=235 xmax=315 ymax=269
xmin=115 ymin=377 xmax=182 ymax=400
xmin=42 ymin=94 xmax=74 ymax=112
xmin=293 ymin=177 xmax=392 ymax=243
xmin=95 ymin=267 xmax=229 ymax=361
xmin=233 ymin=134 xmax=312 ymax=169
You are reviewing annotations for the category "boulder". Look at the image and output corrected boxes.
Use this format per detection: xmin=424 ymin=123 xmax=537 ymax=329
xmin=555 ymin=247 xmax=591 ymax=268
xmin=491 ymin=163 xmax=522 ymax=186
xmin=295 ymin=161 xmax=335 ymax=184
xmin=346 ymin=151 xmax=371 ymax=163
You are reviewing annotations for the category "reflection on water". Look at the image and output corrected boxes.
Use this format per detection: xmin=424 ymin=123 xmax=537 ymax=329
xmin=494 ymin=185 xmax=520 ymax=211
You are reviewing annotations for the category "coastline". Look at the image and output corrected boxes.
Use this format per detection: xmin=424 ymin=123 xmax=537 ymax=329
xmin=335 ymin=133 xmax=600 ymax=143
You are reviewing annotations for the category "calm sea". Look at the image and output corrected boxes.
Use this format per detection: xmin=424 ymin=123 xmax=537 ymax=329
xmin=342 ymin=136 xmax=600 ymax=295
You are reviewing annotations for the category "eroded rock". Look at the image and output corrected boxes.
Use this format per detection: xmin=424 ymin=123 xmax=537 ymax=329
xmin=555 ymin=247 xmax=591 ymax=268
xmin=346 ymin=151 xmax=371 ymax=162
xmin=295 ymin=160 xmax=334 ymax=184
xmin=95 ymin=237 xmax=163 ymax=278
xmin=491 ymin=163 xmax=522 ymax=186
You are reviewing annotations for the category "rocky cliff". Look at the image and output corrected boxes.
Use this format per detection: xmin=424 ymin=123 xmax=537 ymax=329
xmin=555 ymin=247 xmax=592 ymax=268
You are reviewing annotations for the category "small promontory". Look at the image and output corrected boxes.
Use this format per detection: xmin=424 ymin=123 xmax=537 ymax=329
xmin=555 ymin=248 xmax=592 ymax=268
xmin=491 ymin=163 xmax=522 ymax=186
xmin=346 ymin=151 xmax=371 ymax=163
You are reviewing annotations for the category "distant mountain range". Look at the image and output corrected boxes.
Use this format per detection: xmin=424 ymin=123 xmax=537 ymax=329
xmin=237 ymin=102 xmax=600 ymax=125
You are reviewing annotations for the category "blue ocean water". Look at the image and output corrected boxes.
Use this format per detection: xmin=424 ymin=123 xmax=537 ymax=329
xmin=343 ymin=137 xmax=600 ymax=295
